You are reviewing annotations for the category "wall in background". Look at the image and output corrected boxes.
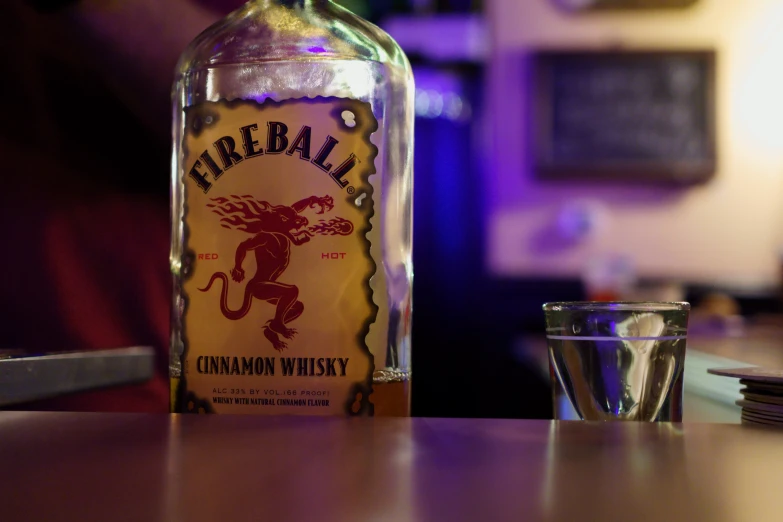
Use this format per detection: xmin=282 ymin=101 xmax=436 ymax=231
xmin=486 ymin=0 xmax=783 ymax=290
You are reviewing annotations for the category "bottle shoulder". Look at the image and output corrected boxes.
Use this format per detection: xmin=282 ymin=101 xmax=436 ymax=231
xmin=177 ymin=2 xmax=410 ymax=75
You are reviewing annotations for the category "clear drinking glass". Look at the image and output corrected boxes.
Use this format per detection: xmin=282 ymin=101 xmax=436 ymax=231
xmin=543 ymin=302 xmax=690 ymax=422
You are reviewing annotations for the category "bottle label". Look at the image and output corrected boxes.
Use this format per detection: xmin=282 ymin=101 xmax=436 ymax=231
xmin=177 ymin=97 xmax=384 ymax=415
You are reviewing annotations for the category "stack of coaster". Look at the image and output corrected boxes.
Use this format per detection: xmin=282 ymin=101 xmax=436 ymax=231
xmin=707 ymin=367 xmax=783 ymax=427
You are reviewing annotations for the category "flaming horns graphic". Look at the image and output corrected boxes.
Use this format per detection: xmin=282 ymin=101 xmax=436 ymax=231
xmin=207 ymin=195 xmax=271 ymax=232
xmin=205 ymin=194 xmax=353 ymax=236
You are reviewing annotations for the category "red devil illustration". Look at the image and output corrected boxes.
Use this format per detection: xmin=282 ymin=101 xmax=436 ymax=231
xmin=199 ymin=194 xmax=353 ymax=351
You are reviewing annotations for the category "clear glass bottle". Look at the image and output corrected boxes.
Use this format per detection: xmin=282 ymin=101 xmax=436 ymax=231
xmin=170 ymin=0 xmax=413 ymax=416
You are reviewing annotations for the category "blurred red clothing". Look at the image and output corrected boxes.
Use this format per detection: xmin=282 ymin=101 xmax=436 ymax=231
xmin=0 ymin=1 xmax=176 ymax=412
xmin=1 ymin=187 xmax=170 ymax=413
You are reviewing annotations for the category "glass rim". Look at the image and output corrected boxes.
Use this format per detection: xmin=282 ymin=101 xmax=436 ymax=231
xmin=542 ymin=301 xmax=690 ymax=312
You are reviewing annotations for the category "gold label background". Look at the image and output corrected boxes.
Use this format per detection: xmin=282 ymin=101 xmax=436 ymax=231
xmin=180 ymin=98 xmax=385 ymax=415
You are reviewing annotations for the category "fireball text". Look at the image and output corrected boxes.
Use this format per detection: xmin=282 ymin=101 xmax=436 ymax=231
xmin=187 ymin=122 xmax=360 ymax=194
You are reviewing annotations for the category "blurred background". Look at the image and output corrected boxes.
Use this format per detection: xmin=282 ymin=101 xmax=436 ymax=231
xmin=3 ymin=0 xmax=783 ymax=421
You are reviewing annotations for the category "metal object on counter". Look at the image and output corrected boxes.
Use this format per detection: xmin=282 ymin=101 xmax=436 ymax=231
xmin=0 ymin=347 xmax=155 ymax=406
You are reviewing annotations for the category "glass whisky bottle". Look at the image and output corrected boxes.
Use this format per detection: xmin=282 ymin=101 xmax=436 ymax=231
xmin=170 ymin=0 xmax=413 ymax=416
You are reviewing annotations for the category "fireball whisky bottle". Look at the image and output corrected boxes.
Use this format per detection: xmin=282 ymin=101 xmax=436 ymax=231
xmin=170 ymin=0 xmax=413 ymax=416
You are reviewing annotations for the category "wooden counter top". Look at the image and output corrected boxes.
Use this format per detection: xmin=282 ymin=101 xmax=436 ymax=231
xmin=2 ymin=413 xmax=782 ymax=521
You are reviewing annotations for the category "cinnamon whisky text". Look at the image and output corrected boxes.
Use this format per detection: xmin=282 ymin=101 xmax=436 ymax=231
xmin=196 ymin=356 xmax=350 ymax=377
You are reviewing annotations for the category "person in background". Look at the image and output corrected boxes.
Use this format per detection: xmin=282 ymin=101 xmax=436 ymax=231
xmin=0 ymin=0 xmax=245 ymax=412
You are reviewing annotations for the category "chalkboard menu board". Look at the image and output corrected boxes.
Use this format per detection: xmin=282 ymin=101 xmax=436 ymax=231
xmin=532 ymin=50 xmax=716 ymax=184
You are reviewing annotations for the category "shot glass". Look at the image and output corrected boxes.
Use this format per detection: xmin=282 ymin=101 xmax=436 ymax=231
xmin=543 ymin=302 xmax=690 ymax=422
